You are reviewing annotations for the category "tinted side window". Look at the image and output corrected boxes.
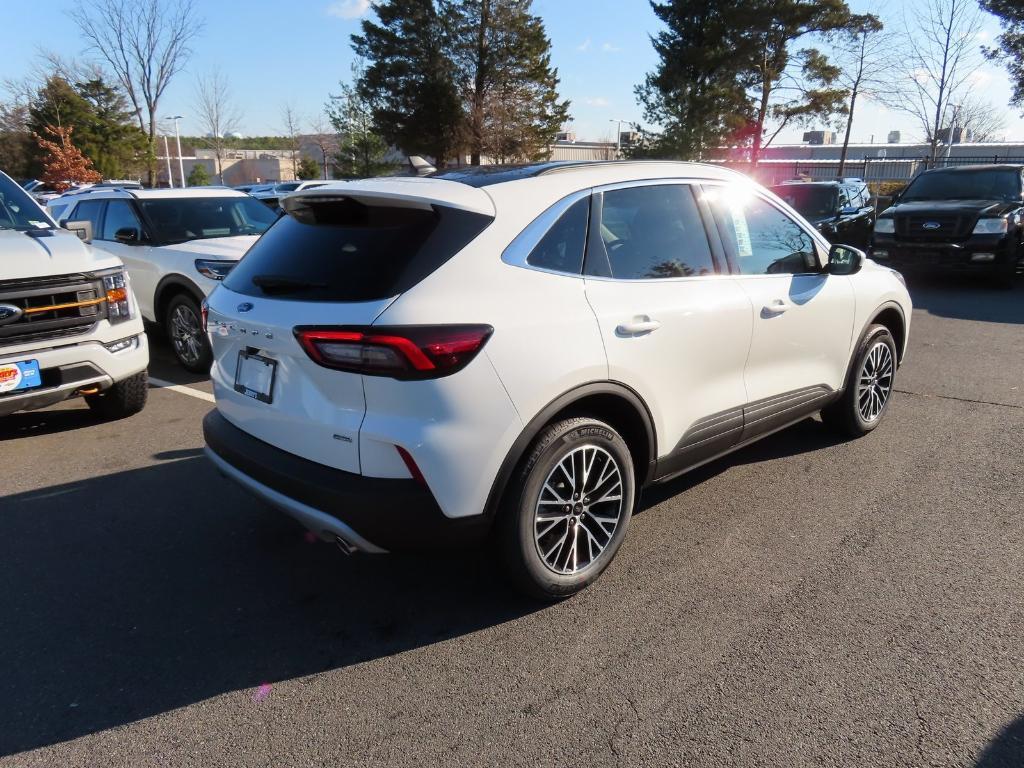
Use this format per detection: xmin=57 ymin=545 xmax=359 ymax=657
xmin=71 ymin=200 xmax=104 ymax=233
xmin=707 ymin=190 xmax=817 ymax=275
xmin=526 ymin=197 xmax=589 ymax=274
xmin=101 ymin=200 xmax=143 ymax=241
xmin=591 ymin=184 xmax=715 ymax=279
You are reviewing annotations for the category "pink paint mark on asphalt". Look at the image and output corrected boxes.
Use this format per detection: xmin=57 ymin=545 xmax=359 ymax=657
xmin=252 ymin=683 xmax=272 ymax=702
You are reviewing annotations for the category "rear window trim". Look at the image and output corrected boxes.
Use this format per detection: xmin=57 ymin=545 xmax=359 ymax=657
xmin=501 ymin=188 xmax=592 ymax=278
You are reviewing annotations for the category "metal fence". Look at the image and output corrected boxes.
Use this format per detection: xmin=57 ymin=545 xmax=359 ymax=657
xmin=707 ymin=155 xmax=1024 ymax=187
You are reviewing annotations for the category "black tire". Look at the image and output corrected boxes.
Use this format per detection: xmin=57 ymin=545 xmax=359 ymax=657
xmin=85 ymin=370 xmax=148 ymax=419
xmin=165 ymin=293 xmax=211 ymax=373
xmin=498 ymin=418 xmax=635 ymax=600
xmin=992 ymin=255 xmax=1019 ymax=290
xmin=821 ymin=324 xmax=898 ymax=438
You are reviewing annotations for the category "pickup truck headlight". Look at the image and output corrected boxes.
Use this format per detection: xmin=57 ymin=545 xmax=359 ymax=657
xmin=195 ymin=259 xmax=235 ymax=281
xmin=96 ymin=268 xmax=132 ymax=323
xmin=874 ymin=218 xmax=895 ymax=234
xmin=972 ymin=218 xmax=1009 ymax=235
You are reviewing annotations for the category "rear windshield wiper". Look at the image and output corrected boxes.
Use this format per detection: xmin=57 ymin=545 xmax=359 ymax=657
xmin=251 ymin=274 xmax=328 ymax=293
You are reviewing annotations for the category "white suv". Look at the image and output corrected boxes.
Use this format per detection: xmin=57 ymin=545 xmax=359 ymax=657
xmin=0 ymin=171 xmax=149 ymax=419
xmin=202 ymin=161 xmax=912 ymax=598
xmin=59 ymin=188 xmax=278 ymax=370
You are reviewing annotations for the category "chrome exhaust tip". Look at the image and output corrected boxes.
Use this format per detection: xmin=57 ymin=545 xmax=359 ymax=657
xmin=334 ymin=535 xmax=357 ymax=555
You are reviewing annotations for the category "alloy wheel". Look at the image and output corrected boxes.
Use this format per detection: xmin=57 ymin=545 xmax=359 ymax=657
xmin=534 ymin=445 xmax=625 ymax=575
xmin=858 ymin=340 xmax=894 ymax=422
xmin=170 ymin=304 xmax=203 ymax=366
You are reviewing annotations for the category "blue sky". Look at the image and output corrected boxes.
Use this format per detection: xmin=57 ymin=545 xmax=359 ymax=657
xmin=5 ymin=0 xmax=1022 ymax=145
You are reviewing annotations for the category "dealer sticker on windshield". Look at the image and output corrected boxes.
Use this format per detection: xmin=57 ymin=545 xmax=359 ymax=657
xmin=0 ymin=360 xmax=41 ymax=393
xmin=728 ymin=202 xmax=753 ymax=258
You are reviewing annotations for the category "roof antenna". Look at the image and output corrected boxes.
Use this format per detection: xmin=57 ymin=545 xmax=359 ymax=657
xmin=408 ymin=156 xmax=437 ymax=177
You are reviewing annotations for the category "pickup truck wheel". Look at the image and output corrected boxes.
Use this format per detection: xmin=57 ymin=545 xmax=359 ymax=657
xmin=499 ymin=418 xmax=635 ymax=600
xmin=822 ymin=325 xmax=897 ymax=438
xmin=85 ymin=371 xmax=148 ymax=419
xmin=166 ymin=294 xmax=212 ymax=372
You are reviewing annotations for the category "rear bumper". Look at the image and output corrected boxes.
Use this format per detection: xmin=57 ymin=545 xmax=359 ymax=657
xmin=202 ymin=409 xmax=490 ymax=552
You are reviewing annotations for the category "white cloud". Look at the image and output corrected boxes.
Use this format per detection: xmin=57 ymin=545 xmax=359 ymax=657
xmin=585 ymin=97 xmax=610 ymax=107
xmin=967 ymin=69 xmax=994 ymax=88
xmin=601 ymin=42 xmax=621 ymax=53
xmin=577 ymin=38 xmax=592 ymax=52
xmin=327 ymin=0 xmax=373 ymax=19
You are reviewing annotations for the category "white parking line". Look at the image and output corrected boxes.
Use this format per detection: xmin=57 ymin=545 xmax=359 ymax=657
xmin=149 ymin=377 xmax=216 ymax=403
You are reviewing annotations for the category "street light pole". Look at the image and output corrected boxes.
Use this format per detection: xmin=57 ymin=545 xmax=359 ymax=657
xmin=163 ymin=135 xmax=174 ymax=188
xmin=609 ymin=119 xmax=630 ymax=159
xmin=166 ymin=116 xmax=185 ymax=187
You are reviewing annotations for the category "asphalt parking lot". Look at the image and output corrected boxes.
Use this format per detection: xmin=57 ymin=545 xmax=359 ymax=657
xmin=1 ymin=277 xmax=1022 ymax=768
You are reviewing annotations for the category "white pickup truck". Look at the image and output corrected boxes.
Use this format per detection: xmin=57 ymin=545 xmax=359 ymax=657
xmin=0 ymin=171 xmax=149 ymax=419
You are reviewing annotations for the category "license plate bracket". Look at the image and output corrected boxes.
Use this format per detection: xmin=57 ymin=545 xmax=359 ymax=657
xmin=234 ymin=350 xmax=276 ymax=404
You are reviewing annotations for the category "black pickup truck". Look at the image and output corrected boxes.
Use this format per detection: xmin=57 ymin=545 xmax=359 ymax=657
xmin=871 ymin=165 xmax=1024 ymax=288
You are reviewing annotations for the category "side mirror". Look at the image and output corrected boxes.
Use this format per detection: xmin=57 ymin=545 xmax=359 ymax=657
xmin=114 ymin=226 xmax=140 ymax=244
xmin=64 ymin=220 xmax=93 ymax=244
xmin=826 ymin=243 xmax=864 ymax=275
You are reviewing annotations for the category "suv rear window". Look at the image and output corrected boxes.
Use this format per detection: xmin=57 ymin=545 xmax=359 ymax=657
xmin=223 ymin=197 xmax=493 ymax=302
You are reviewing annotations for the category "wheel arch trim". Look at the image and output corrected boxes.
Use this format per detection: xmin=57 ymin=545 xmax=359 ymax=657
xmin=482 ymin=381 xmax=657 ymax=522
xmin=154 ymin=274 xmax=206 ymax=324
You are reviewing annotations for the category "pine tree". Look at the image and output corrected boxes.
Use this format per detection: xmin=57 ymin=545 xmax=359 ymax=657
xmin=635 ymin=1 xmax=756 ymax=159
xmin=296 ymin=156 xmax=322 ymax=180
xmin=449 ymin=0 xmax=570 ymax=164
xmin=327 ymin=62 xmax=394 ymax=178
xmin=187 ymin=163 xmax=210 ymax=186
xmin=34 ymin=125 xmax=102 ymax=190
xmin=352 ymin=0 xmax=464 ymax=166
xmin=980 ymin=1 xmax=1024 ymax=108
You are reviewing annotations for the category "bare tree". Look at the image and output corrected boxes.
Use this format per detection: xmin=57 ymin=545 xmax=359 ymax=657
xmin=307 ymin=114 xmax=339 ymax=181
xmin=832 ymin=15 xmax=895 ymax=175
xmin=193 ymin=69 xmax=242 ymax=184
xmin=280 ymin=104 xmax=303 ymax=181
xmin=955 ymin=97 xmax=1007 ymax=143
xmin=70 ymin=0 xmax=202 ymax=185
xmin=895 ymin=0 xmax=984 ymax=162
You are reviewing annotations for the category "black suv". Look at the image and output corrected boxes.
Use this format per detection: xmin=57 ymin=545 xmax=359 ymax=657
xmin=769 ymin=180 xmax=875 ymax=248
xmin=871 ymin=165 xmax=1024 ymax=288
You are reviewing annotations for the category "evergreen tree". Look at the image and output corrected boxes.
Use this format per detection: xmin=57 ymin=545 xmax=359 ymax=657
xmin=742 ymin=1 xmax=867 ymax=165
xmin=296 ymin=156 xmax=322 ymax=180
xmin=352 ymin=0 xmax=464 ymax=166
xmin=449 ymin=0 xmax=569 ymax=164
xmin=327 ymin=63 xmax=394 ymax=178
xmin=186 ymin=163 xmax=210 ymax=186
xmin=980 ymin=0 xmax=1024 ymax=108
xmin=635 ymin=1 xmax=755 ymax=159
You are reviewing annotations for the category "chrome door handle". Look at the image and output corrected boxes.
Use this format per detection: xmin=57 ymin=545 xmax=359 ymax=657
xmin=616 ymin=317 xmax=662 ymax=336
xmin=763 ymin=299 xmax=793 ymax=314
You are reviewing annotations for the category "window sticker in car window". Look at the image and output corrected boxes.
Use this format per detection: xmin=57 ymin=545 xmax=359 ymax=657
xmin=728 ymin=202 xmax=753 ymax=258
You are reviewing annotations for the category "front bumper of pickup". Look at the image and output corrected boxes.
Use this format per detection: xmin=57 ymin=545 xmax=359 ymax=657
xmin=870 ymin=233 xmax=1018 ymax=273
xmin=0 ymin=329 xmax=148 ymax=418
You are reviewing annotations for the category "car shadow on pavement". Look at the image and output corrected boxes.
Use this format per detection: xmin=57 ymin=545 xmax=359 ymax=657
xmin=906 ymin=274 xmax=1024 ymax=325
xmin=0 ymin=455 xmax=540 ymax=757
xmin=0 ymin=404 xmax=104 ymax=441
xmin=975 ymin=713 xmax=1024 ymax=767
xmin=638 ymin=416 xmax=847 ymax=513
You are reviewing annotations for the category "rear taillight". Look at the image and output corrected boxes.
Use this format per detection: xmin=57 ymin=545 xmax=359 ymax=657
xmin=294 ymin=325 xmax=493 ymax=380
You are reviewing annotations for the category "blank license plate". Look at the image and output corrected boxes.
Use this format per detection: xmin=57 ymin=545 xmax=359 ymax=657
xmin=234 ymin=351 xmax=276 ymax=403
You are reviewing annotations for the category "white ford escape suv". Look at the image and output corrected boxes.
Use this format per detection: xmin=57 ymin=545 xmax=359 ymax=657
xmin=203 ymin=161 xmax=912 ymax=599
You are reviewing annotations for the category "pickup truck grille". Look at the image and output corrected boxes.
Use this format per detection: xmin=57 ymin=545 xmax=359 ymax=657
xmin=0 ymin=273 xmax=108 ymax=348
xmin=896 ymin=214 xmax=970 ymax=240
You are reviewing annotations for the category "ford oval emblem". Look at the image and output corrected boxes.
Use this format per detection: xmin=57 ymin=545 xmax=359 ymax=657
xmin=237 ymin=302 xmax=254 ymax=313
xmin=0 ymin=303 xmax=23 ymax=326
xmin=922 ymin=221 xmax=941 ymax=230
